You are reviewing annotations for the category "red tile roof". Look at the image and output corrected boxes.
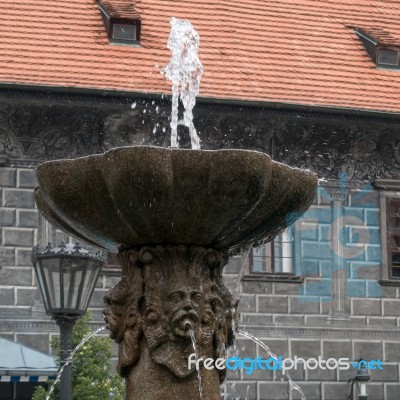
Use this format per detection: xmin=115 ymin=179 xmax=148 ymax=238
xmin=99 ymin=0 xmax=141 ymax=20
xmin=2 ymin=0 xmax=400 ymax=113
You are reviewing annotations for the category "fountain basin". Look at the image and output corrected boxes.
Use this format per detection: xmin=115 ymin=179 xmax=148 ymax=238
xmin=35 ymin=146 xmax=317 ymax=254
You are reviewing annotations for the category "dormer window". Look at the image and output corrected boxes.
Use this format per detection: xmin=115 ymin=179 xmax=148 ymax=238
xmin=377 ymin=49 xmax=399 ymax=66
xmin=355 ymin=27 xmax=400 ymax=69
xmin=98 ymin=1 xmax=141 ymax=45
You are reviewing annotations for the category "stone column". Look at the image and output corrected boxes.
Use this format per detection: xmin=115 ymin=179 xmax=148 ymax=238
xmin=103 ymin=245 xmax=238 ymax=400
xmin=328 ymin=190 xmax=350 ymax=322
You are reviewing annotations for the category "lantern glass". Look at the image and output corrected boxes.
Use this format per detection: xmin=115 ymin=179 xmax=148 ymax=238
xmin=41 ymin=258 xmax=62 ymax=311
xmin=79 ymin=260 xmax=102 ymax=311
xmin=32 ymin=243 xmax=104 ymax=317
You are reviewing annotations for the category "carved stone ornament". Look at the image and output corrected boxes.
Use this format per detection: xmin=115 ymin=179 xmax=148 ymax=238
xmin=2 ymin=94 xmax=400 ymax=181
xmin=104 ymin=245 xmax=235 ymax=399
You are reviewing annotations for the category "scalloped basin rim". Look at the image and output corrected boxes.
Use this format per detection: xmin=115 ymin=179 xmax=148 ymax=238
xmin=35 ymin=145 xmax=318 ymax=254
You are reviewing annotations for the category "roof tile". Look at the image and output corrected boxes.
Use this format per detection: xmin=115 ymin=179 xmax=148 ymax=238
xmin=1 ymin=0 xmax=400 ymax=112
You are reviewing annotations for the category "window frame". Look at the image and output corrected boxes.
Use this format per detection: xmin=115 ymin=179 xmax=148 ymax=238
xmin=245 ymin=226 xmax=303 ymax=283
xmin=374 ymin=180 xmax=400 ymax=285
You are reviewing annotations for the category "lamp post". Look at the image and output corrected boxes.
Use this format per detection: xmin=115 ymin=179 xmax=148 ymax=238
xmin=354 ymin=362 xmax=370 ymax=400
xmin=32 ymin=242 xmax=105 ymax=400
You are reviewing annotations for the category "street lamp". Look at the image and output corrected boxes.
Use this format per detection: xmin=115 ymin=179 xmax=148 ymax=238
xmin=32 ymin=242 xmax=105 ymax=400
xmin=354 ymin=362 xmax=370 ymax=400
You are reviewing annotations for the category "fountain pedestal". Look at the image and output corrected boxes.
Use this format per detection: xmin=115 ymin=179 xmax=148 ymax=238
xmin=104 ymin=245 xmax=235 ymax=400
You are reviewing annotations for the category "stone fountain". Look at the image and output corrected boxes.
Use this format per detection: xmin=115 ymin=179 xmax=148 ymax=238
xmin=34 ymin=145 xmax=317 ymax=399
xmin=33 ymin=17 xmax=317 ymax=400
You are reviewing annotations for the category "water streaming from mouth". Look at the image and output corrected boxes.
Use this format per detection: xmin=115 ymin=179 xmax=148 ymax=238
xmin=238 ymin=330 xmax=306 ymax=400
xmin=189 ymin=330 xmax=203 ymax=399
xmin=45 ymin=326 xmax=106 ymax=400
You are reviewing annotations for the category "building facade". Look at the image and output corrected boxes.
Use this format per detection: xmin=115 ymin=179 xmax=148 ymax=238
xmin=0 ymin=89 xmax=400 ymax=399
xmin=1 ymin=0 xmax=400 ymax=399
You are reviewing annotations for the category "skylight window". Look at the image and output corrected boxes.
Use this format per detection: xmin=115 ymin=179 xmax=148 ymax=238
xmin=355 ymin=27 xmax=400 ymax=69
xmin=98 ymin=1 xmax=141 ymax=45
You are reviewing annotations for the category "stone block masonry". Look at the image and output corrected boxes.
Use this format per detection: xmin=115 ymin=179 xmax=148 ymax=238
xmin=1 ymin=166 xmax=400 ymax=400
xmin=222 ymin=186 xmax=400 ymax=400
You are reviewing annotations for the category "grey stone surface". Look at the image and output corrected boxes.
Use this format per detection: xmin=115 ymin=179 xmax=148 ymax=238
xmin=322 ymin=382 xmax=352 ymax=400
xmin=307 ymin=367 xmax=337 ymax=382
xmin=273 ymin=314 xmax=305 ymax=326
xmin=260 ymin=339 xmax=289 ymax=358
xmin=384 ymin=342 xmax=400 ymax=362
xmin=0 ymin=266 xmax=32 ymax=286
xmin=17 ymin=169 xmax=38 ymax=189
xmin=289 ymin=296 xmax=319 ymax=314
xmin=235 ymin=338 xmax=257 ymax=356
xmin=367 ymin=384 xmax=384 ymax=400
xmin=245 ymin=366 xmax=273 ymax=381
xmin=0 ymin=307 xmax=31 ymax=317
xmin=17 ymin=209 xmax=39 ymax=227
xmin=241 ymin=313 xmax=273 ymax=325
xmin=379 ymin=285 xmax=397 ymax=298
xmin=352 ymin=298 xmax=382 ymax=316
xmin=258 ymin=382 xmax=289 ymax=400
xmin=16 ymin=248 xmax=34 ymax=266
xmin=354 ymin=341 xmax=383 ymax=360
xmin=386 ymin=383 xmax=400 ymax=400
xmin=383 ymin=299 xmax=400 ymax=316
xmin=0 ymin=169 xmax=16 ymax=187
xmin=0 ymin=287 xmax=14 ymax=305
xmin=3 ymin=189 xmax=35 ymax=208
xmin=0 ymin=208 xmax=16 ymax=227
xmin=16 ymin=287 xmax=38 ymax=306
xmin=274 ymin=282 xmax=302 ymax=295
xmin=322 ymin=340 xmax=352 ymax=359
xmin=89 ymin=288 xmax=109 ymax=308
xmin=368 ymin=317 xmax=397 ymax=327
xmin=225 ymin=382 xmax=256 ymax=400
xmin=258 ymin=295 xmax=288 ymax=313
xmin=241 ymin=280 xmax=273 ymax=294
xmin=0 ymin=247 xmax=15 ymax=266
xmin=240 ymin=295 xmax=257 ymax=312
xmin=2 ymin=228 xmax=34 ymax=247
xmin=290 ymin=382 xmax=321 ymax=400
xmin=370 ymin=364 xmax=398 ymax=382
xmin=290 ymin=339 xmax=321 ymax=359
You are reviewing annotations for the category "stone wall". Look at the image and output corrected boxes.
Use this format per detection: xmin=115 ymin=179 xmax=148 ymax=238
xmin=222 ymin=186 xmax=400 ymax=399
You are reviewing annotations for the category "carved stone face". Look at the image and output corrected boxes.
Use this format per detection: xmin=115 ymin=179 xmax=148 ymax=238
xmin=103 ymin=278 xmax=128 ymax=343
xmin=162 ymin=277 xmax=204 ymax=339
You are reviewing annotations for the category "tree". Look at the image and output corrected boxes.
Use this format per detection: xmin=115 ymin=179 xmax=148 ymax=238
xmin=32 ymin=312 xmax=124 ymax=400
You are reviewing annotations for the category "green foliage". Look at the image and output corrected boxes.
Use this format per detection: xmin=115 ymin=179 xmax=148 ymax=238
xmin=32 ymin=313 xmax=124 ymax=400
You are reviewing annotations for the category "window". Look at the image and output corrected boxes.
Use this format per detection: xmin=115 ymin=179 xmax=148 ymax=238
xmin=98 ymin=1 xmax=141 ymax=45
xmin=112 ymin=22 xmax=138 ymax=41
xmin=386 ymin=198 xmax=400 ymax=279
xmin=250 ymin=228 xmax=293 ymax=274
xmin=354 ymin=28 xmax=400 ymax=69
xmin=373 ymin=180 xmax=400 ymax=284
xmin=377 ymin=49 xmax=399 ymax=66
